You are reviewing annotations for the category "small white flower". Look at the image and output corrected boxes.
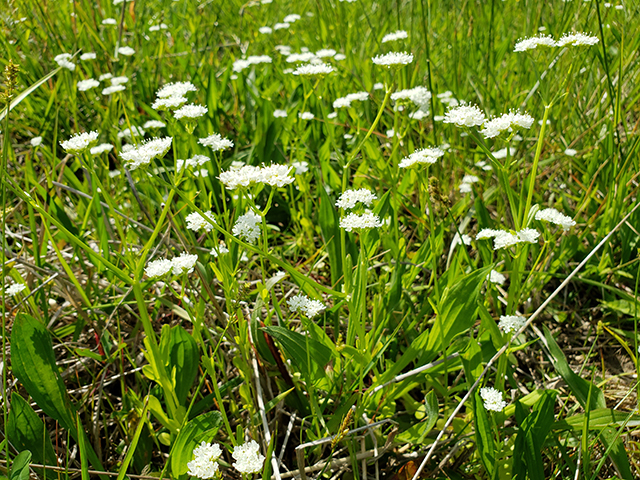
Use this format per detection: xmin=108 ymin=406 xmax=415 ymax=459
xmin=99 ymin=73 xmax=113 ymax=81
xmin=185 ymin=211 xmax=217 ymax=232
xmin=479 ymin=387 xmax=507 ymax=412
xmin=273 ymin=109 xmax=288 ymax=118
xmin=259 ymin=26 xmax=273 ymax=34
xmin=339 ymin=211 xmax=383 ymax=232
xmin=174 ymin=104 xmax=208 ymax=120
xmin=498 ymin=314 xmax=526 ymax=334
xmin=102 ymin=85 xmax=126 ymax=95
xmin=156 ymin=82 xmax=197 ymax=99
xmin=198 ymin=133 xmax=234 ymax=152
xmin=564 ymin=148 xmax=577 ymax=156
xmin=514 ymin=34 xmax=557 ymax=52
xmin=381 ymin=30 xmax=408 ymax=43
xmin=117 ymin=46 xmax=135 ymax=56
xmin=80 ymin=52 xmax=96 ymax=61
xmin=119 ymin=137 xmax=172 ymax=170
xmin=492 ymin=147 xmax=516 ymax=159
xmin=171 ymin=252 xmax=198 ymax=274
xmin=315 ymin=48 xmax=337 ymax=58
xmin=30 ymin=136 xmax=43 ymax=147
xmin=102 ymin=18 xmax=117 ymax=25
xmin=480 ymin=111 xmax=535 ymax=139
xmin=336 ymin=189 xmax=377 ymax=210
xmin=111 ymin=76 xmax=129 ymax=85
xmin=54 ymin=53 xmax=76 ymax=71
xmin=187 ymin=441 xmax=222 ymax=479
xmin=231 ymin=440 xmax=264 ymax=474
xmin=77 ymin=79 xmax=100 ymax=91
xmin=283 ymin=14 xmax=301 ymax=23
xmin=291 ymin=161 xmax=308 ymax=174
xmin=145 ymin=258 xmax=173 ymax=277
xmin=143 ymin=120 xmax=166 ymax=129
xmin=535 ymin=208 xmax=576 ymax=231
xmin=292 ymin=63 xmax=334 ymax=76
xmin=443 ymin=103 xmax=486 ymax=128
xmin=60 ymin=131 xmax=99 ymax=154
xmin=399 ymin=147 xmax=444 ymax=168
xmin=487 ymin=270 xmax=506 ymax=285
xmin=90 ymin=143 xmax=113 ymax=155
xmin=233 ymin=211 xmax=262 ymax=244
xmin=372 ymin=51 xmax=413 ymax=67
xmin=556 ymin=32 xmax=599 ymax=47
xmin=298 ymin=112 xmax=314 ymax=120
xmin=118 ymin=126 xmax=145 ymax=140
xmin=287 ymin=294 xmax=326 ymax=318
xmin=152 ymin=96 xmax=187 ymax=110
xmin=6 ymin=283 xmax=26 ymax=296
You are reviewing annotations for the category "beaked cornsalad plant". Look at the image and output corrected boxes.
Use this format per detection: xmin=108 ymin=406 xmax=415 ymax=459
xmin=1 ymin=0 xmax=639 ymax=479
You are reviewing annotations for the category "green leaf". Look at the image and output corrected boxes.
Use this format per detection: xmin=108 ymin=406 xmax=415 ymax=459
xmin=170 ymin=411 xmax=223 ymax=480
xmin=7 ymin=394 xmax=57 ymax=468
xmin=418 ymin=391 xmax=439 ymax=442
xmin=164 ymin=326 xmax=200 ymax=406
xmin=9 ymin=451 xmax=32 ymax=480
xmin=473 ymin=392 xmax=495 ymax=478
xmin=117 ymin=400 xmax=150 ymax=480
xmin=553 ymin=409 xmax=640 ymax=430
xmin=318 ymin=184 xmax=342 ymax=286
xmin=261 ymin=326 xmax=333 ymax=379
xmin=10 ymin=313 xmax=76 ymax=432
xmin=519 ymin=390 xmax=556 ymax=480
xmin=425 ymin=268 xmax=490 ymax=357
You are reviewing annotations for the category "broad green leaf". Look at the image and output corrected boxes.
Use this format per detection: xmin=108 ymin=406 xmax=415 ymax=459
xmin=165 ymin=326 xmax=200 ymax=406
xmin=170 ymin=411 xmax=223 ymax=480
xmin=418 ymin=391 xmax=439 ymax=442
xmin=425 ymin=267 xmax=491 ymax=357
xmin=474 ymin=392 xmax=495 ymax=478
xmin=519 ymin=390 xmax=556 ymax=480
xmin=9 ymin=451 xmax=31 ymax=480
xmin=11 ymin=313 xmax=76 ymax=432
xmin=261 ymin=326 xmax=333 ymax=379
xmin=7 ymin=394 xmax=57 ymax=468
xmin=553 ymin=409 xmax=640 ymax=430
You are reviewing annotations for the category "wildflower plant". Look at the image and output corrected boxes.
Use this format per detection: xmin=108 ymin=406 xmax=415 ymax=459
xmin=3 ymin=3 xmax=639 ymax=480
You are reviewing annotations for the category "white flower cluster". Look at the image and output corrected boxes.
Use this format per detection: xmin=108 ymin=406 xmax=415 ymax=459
xmin=273 ymin=109 xmax=288 ymax=118
xmin=476 ymin=228 xmax=540 ymax=250
xmin=292 ymin=63 xmax=334 ymax=76
xmin=391 ymin=86 xmax=431 ymax=111
xmin=339 ymin=211 xmax=384 ymax=232
xmin=186 ymin=211 xmax=217 ymax=232
xmin=80 ymin=52 xmax=96 ymax=61
xmin=118 ymin=46 xmax=135 ymax=56
xmin=498 ymin=314 xmax=526 ymax=334
xmin=382 ymin=30 xmax=408 ymax=43
xmin=145 ymin=252 xmax=198 ymax=277
xmin=60 ymin=131 xmax=99 ymax=154
xmin=5 ymin=282 xmax=26 ymax=296
xmin=316 ymin=48 xmax=336 ymax=58
xmin=287 ymin=294 xmax=326 ymax=318
xmin=514 ymin=32 xmax=598 ymax=52
xmin=292 ymin=161 xmax=308 ymax=174
xmin=143 ymin=120 xmax=166 ymax=129
xmin=437 ymin=91 xmax=460 ymax=107
xmin=233 ymin=55 xmax=273 ymax=72
xmin=459 ymin=174 xmax=479 ymax=194
xmin=177 ymin=154 xmax=210 ymax=171
xmin=336 ymin=189 xmax=377 ymax=210
xmin=77 ymin=78 xmax=100 ymax=92
xmin=174 ymin=104 xmax=208 ymax=120
xmin=487 ymin=269 xmax=506 ymax=285
xmin=219 ymin=164 xmax=294 ymax=189
xmin=443 ymin=103 xmax=486 ymax=127
xmin=480 ymin=387 xmax=507 ymax=412
xmin=119 ymin=137 xmax=172 ymax=170
xmin=480 ymin=111 xmax=535 ymax=139
xmin=118 ymin=125 xmax=145 ymax=140
xmin=31 ymin=136 xmax=43 ymax=147
xmin=90 ymin=144 xmax=113 ymax=155
xmin=298 ymin=111 xmax=314 ymax=120
xmin=233 ymin=210 xmax=262 ymax=244
xmin=198 ymin=133 xmax=234 ymax=152
xmin=187 ymin=442 xmax=222 ymax=479
xmin=152 ymin=81 xmax=197 ymax=110
xmin=372 ymin=51 xmax=414 ymax=67
xmin=535 ymin=208 xmax=576 ymax=231
xmin=399 ymin=147 xmax=444 ymax=168
xmin=54 ymin=53 xmax=75 ymax=71
xmin=232 ymin=440 xmax=266 ymax=474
